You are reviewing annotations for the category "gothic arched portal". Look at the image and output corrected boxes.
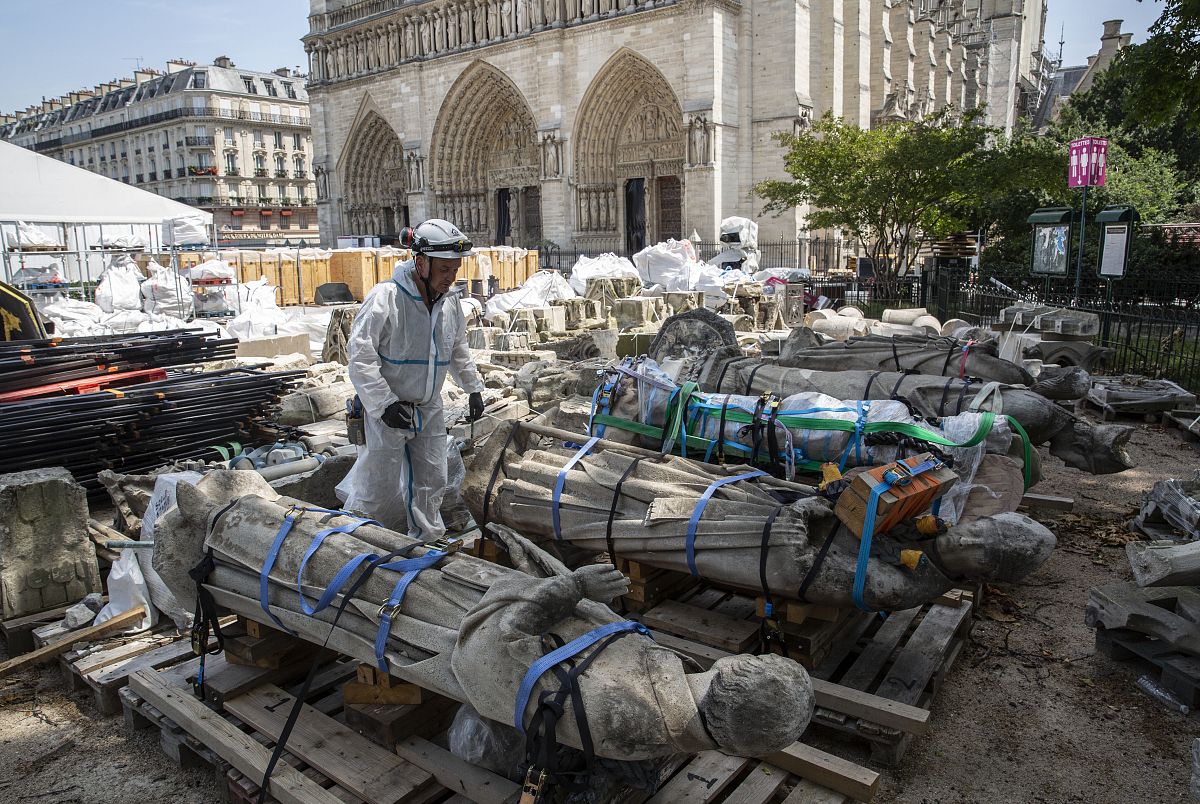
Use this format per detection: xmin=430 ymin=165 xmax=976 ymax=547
xmin=430 ymin=61 xmax=540 ymax=245
xmin=341 ymin=111 xmax=407 ymax=236
xmin=573 ymin=50 xmax=685 ymax=251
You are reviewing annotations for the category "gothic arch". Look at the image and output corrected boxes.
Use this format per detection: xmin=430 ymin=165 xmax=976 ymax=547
xmin=430 ymin=61 xmax=539 ymax=243
xmin=341 ymin=110 xmax=406 ymax=235
xmin=572 ymin=49 xmax=685 ymax=244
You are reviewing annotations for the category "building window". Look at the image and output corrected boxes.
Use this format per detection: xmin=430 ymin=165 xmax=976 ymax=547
xmin=293 ymin=155 xmax=305 ymax=177
xmin=258 ymin=184 xmax=269 ymax=201
xmin=282 ymin=82 xmax=296 ymax=99
xmin=274 ymin=154 xmax=285 ymax=174
xmin=164 ymin=154 xmax=171 ymax=171
xmin=292 ymin=132 xmax=302 ymax=150
xmin=241 ymin=76 xmax=257 ymax=94
xmin=162 ymin=133 xmax=169 ymax=149
xmin=225 ymin=153 xmax=238 ymax=175
xmin=254 ymin=153 xmax=266 ymax=171
xmin=230 ymin=213 xmax=243 ymax=231
xmin=273 ymin=131 xmax=283 ymax=149
xmin=192 ymin=72 xmax=207 ymax=89
xmin=224 ymin=126 xmax=234 ymax=142
xmin=253 ymin=130 xmax=264 ymax=147
xmin=263 ymin=79 xmax=277 ymax=97
xmin=197 ymin=153 xmax=210 ymax=168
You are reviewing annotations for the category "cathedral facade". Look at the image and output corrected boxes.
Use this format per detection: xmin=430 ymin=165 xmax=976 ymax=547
xmin=304 ymin=0 xmax=1052 ymax=248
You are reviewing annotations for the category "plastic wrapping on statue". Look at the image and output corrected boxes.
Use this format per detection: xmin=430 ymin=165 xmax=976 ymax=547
xmin=485 ymin=270 xmax=578 ymax=319
xmin=95 ymin=255 xmax=144 ymax=313
xmin=447 ymin=704 xmax=526 ymax=780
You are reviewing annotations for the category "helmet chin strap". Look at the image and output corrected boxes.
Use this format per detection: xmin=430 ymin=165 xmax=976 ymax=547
xmin=417 ymin=255 xmax=444 ymax=307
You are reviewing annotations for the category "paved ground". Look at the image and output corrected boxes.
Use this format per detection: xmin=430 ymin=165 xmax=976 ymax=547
xmin=0 ymin=414 xmax=1194 ymax=803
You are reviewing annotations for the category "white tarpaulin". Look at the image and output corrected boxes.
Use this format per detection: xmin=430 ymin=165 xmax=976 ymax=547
xmin=485 ymin=270 xmax=577 ymax=319
xmin=0 ymin=140 xmax=213 ymax=225
xmin=568 ymin=253 xmax=641 ymax=295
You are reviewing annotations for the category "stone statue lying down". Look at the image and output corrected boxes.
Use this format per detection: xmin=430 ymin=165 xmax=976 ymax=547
xmin=682 ymin=348 xmax=1134 ymax=475
xmin=151 ymin=470 xmax=813 ymax=761
xmin=464 ymin=422 xmax=1057 ymax=612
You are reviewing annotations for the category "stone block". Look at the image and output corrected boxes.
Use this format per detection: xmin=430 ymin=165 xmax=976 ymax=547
xmin=0 ymin=468 xmax=100 ymax=621
xmin=468 ymin=327 xmax=500 ymax=349
xmin=533 ymin=306 xmax=567 ymax=333
xmin=612 ymin=297 xmax=667 ymax=331
xmin=494 ymin=332 xmax=533 ymax=352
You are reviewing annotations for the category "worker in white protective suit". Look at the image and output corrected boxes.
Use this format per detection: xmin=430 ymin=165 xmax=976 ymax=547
xmin=336 ymin=219 xmax=486 ymax=537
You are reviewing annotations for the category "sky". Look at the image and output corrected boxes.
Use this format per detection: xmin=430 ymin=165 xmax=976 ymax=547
xmin=0 ymin=0 xmax=1166 ymax=113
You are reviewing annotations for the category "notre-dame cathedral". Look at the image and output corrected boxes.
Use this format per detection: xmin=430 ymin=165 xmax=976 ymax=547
xmin=304 ymin=0 xmax=1054 ymax=247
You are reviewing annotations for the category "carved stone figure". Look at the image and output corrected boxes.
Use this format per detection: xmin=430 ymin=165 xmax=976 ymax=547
xmin=464 ymin=423 xmax=1057 ymax=611
xmin=151 ymin=471 xmax=814 ymax=761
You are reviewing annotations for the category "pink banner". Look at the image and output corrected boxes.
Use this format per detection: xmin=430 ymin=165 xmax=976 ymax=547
xmin=1069 ymin=137 xmax=1108 ymax=188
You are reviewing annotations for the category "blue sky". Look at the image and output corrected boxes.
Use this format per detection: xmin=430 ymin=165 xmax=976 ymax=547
xmin=0 ymin=0 xmax=1165 ymax=113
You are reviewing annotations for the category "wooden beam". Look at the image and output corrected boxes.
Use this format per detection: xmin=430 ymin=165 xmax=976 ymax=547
xmin=810 ymin=678 xmax=931 ymax=735
xmin=393 ymin=736 xmax=521 ymax=804
xmin=1018 ymin=493 xmax=1074 ymax=511
xmin=0 ymin=605 xmax=144 ymax=680
xmin=764 ymin=743 xmax=879 ymax=802
xmin=128 ymin=669 xmax=341 ymax=804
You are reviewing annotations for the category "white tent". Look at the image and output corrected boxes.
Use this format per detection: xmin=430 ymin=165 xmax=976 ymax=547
xmin=0 ymin=140 xmax=212 ymax=225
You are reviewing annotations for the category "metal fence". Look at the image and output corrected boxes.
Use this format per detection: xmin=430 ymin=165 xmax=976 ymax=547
xmin=926 ymin=264 xmax=1200 ymax=392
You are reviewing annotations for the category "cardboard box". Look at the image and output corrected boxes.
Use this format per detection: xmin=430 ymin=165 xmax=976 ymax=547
xmin=834 ymin=453 xmax=958 ymax=538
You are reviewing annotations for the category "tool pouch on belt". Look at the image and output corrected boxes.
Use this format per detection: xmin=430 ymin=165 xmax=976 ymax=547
xmin=346 ymin=396 xmax=366 ymax=445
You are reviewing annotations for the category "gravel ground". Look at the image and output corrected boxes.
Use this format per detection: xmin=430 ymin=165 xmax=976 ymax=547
xmin=0 ymin=415 xmax=1195 ymax=804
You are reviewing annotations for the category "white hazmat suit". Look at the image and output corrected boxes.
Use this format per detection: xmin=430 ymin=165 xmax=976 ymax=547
xmin=337 ymin=260 xmax=484 ymax=537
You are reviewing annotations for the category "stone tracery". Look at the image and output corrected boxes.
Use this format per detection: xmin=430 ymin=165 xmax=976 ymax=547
xmin=430 ymin=61 xmax=539 ymax=242
xmin=341 ymin=110 xmax=407 ymax=235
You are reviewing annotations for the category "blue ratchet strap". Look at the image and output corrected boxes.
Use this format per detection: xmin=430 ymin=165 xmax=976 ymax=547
xmin=552 ymin=436 xmax=601 ymax=542
xmin=513 ymin=620 xmax=650 ymax=733
xmin=838 ymin=401 xmax=870 ymax=472
xmin=373 ymin=548 xmax=451 ymax=671
xmin=259 ymin=505 xmax=356 ymax=634
xmin=685 ymin=470 xmax=768 ymax=577
xmin=852 ymin=459 xmax=942 ymax=611
xmin=296 ymin=517 xmax=381 ymax=616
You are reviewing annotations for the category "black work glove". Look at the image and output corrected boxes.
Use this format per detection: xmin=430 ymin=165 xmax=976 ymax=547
xmin=381 ymin=400 xmax=416 ymax=429
xmin=468 ymin=392 xmax=485 ymax=423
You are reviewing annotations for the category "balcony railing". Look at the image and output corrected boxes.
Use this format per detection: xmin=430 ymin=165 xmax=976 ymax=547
xmin=225 ymin=168 xmax=240 ymax=176
xmin=147 ymin=172 xmax=157 ymax=181
xmin=186 ymin=136 xmax=215 ymax=147
xmin=189 ymin=166 xmax=218 ymax=176
xmin=293 ymin=170 xmax=306 ymax=178
xmin=175 ymin=167 xmax=185 ymax=178
xmin=48 ymin=107 xmax=310 ymax=148
xmin=99 ymin=155 xmax=107 ymax=162
xmin=134 ymin=148 xmax=141 ymax=155
xmin=135 ymin=174 xmax=143 ymax=182
xmin=254 ymin=168 xmax=269 ymax=177
xmin=274 ymin=169 xmax=288 ymax=178
xmin=299 ymin=197 xmax=312 ymax=205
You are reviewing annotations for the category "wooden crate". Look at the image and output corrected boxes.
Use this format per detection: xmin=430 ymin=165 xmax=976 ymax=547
xmin=304 ymin=255 xmax=330 ymax=302
xmin=330 ymin=250 xmax=379 ymax=301
xmin=233 ymin=250 xmax=262 ymax=284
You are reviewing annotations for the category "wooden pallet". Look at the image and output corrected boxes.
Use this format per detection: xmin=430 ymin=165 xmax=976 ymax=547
xmin=124 ymin=656 xmax=517 ymax=804
xmin=61 ymin=625 xmax=194 ymax=714
xmin=638 ymin=583 xmax=866 ymax=669
xmin=1095 ymin=627 xmax=1200 ymax=709
xmin=806 ymin=594 xmax=974 ymax=767
xmin=1 ymin=600 xmax=104 ymax=656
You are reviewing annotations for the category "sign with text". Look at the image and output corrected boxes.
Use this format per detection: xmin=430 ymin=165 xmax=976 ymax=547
xmin=1069 ymin=137 xmax=1108 ymax=188
xmin=1099 ymin=224 xmax=1131 ymax=279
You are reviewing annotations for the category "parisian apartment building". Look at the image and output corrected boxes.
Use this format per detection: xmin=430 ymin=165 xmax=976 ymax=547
xmin=0 ymin=57 xmax=319 ymax=247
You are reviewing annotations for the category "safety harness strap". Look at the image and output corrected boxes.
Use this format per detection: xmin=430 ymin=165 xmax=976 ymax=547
xmin=686 ymin=470 xmax=768 ymax=577
xmin=553 ymin=436 xmax=601 ymax=542
xmin=514 ymin=620 xmax=650 ymax=732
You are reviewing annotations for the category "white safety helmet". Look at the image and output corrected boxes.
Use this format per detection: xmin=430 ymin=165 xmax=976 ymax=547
xmin=401 ymin=219 xmax=475 ymax=259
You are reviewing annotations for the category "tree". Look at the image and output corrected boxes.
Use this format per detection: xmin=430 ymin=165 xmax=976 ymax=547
xmin=1126 ymin=0 xmax=1200 ymax=127
xmin=755 ymin=109 xmax=1057 ymax=297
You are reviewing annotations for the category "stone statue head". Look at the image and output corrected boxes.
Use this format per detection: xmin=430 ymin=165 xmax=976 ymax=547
xmin=688 ymin=654 xmax=814 ymax=756
xmin=1048 ymin=420 xmax=1134 ymax=475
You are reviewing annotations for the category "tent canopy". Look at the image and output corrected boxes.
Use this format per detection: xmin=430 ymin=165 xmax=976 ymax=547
xmin=0 ymin=140 xmax=213 ymax=226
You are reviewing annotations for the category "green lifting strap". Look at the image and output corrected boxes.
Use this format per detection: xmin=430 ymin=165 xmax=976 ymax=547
xmin=592 ymin=396 xmax=1035 ymax=488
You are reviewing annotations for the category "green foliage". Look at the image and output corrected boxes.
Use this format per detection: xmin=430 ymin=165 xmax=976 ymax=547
xmin=755 ymin=109 xmax=1042 ymax=295
xmin=1125 ymin=0 xmax=1200 ymax=128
